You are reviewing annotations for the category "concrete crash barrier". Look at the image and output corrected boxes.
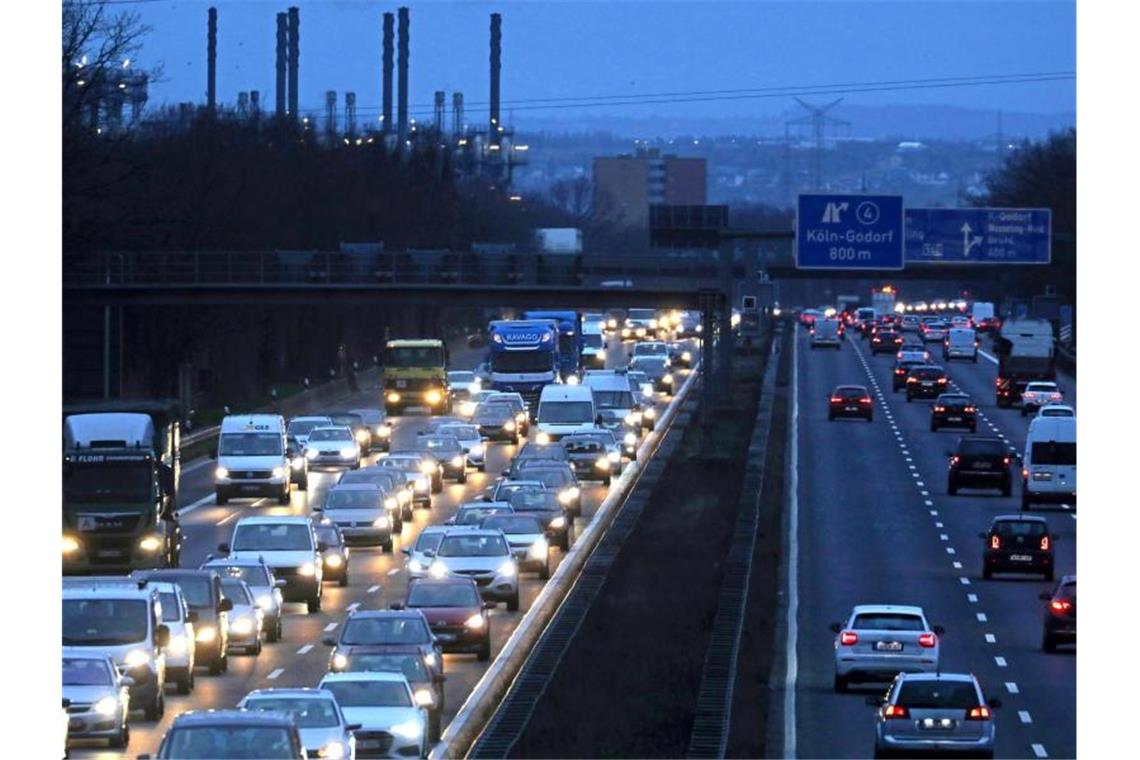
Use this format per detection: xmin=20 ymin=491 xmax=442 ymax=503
xmin=430 ymin=364 xmax=702 ymax=759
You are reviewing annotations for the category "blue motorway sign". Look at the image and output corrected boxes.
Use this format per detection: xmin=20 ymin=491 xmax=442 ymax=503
xmin=905 ymin=208 xmax=1051 ymax=264
xmin=796 ymin=194 xmax=904 ymax=270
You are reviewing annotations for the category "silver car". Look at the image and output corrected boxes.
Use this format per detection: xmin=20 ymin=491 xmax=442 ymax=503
xmin=149 ymin=581 xmax=197 ymax=693
xmin=318 ymin=483 xmax=395 ymax=551
xmin=220 ymin=577 xmax=264 ymax=656
xmin=62 ymin=653 xmax=132 ymax=749
xmin=239 ymin=687 xmax=358 ymax=760
xmin=869 ymin=672 xmax=1000 ymax=759
xmin=403 ymin=525 xmax=452 ymax=581
xmin=832 ymin=604 xmax=942 ymax=691
xmin=305 ymin=426 xmax=361 ymax=469
xmin=427 ymin=528 xmax=520 ymax=611
xmin=317 ymin=672 xmax=428 ymax=759
xmin=200 ymin=557 xmax=286 ymax=643
xmin=480 ymin=513 xmax=551 ymax=579
xmin=437 ymin=423 xmax=486 ymax=471
xmin=376 ymin=453 xmax=435 ymax=505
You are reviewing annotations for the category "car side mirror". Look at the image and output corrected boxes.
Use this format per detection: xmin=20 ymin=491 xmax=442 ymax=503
xmin=209 ymin=446 xmax=218 ymax=460
xmin=312 ymin=505 xmax=323 ymax=512
xmin=501 ymin=470 xmax=510 ymax=477
xmin=218 ymin=598 xmax=234 ymax=613
xmin=865 ymin=695 xmax=884 ymax=707
xmin=155 ymin=624 xmax=170 ymax=648
xmin=120 ymin=676 xmax=136 ymax=688
xmin=987 ymin=697 xmax=1003 ymax=709
xmin=322 ymin=635 xmax=337 ymax=646
xmin=217 ymin=542 xmax=230 ymax=554
xmin=932 ymin=625 xmax=945 ymax=636
xmin=828 ymin=622 xmax=842 ymax=634
xmin=423 ymin=549 xmax=436 ymax=558
xmin=389 ymin=602 xmax=405 ymax=610
xmin=484 ymin=601 xmax=497 ymax=610
xmin=317 ymin=542 xmax=328 ymax=552
xmin=1038 ymin=591 xmax=1052 ymax=600
xmin=186 ymin=611 xmax=199 ymax=623
xmin=62 ymin=698 xmax=71 ymax=709
xmin=275 ymin=579 xmax=287 ymax=588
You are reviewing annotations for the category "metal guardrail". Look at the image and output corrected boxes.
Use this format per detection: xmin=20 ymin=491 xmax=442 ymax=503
xmin=182 ymin=425 xmax=219 ymax=447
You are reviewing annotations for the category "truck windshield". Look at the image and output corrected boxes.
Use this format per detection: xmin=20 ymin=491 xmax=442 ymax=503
xmin=63 ymin=463 xmax=151 ymax=503
xmin=219 ymin=433 xmax=282 ymax=457
xmin=385 ymin=346 xmax=444 ymax=367
xmin=62 ymin=599 xmax=148 ymax=645
xmin=592 ymin=391 xmax=634 ymax=410
xmin=538 ymin=402 xmax=594 ymax=423
xmin=491 ymin=352 xmax=554 ymax=373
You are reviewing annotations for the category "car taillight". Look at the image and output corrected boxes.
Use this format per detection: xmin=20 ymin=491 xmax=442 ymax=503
xmin=1003 ymin=456 xmax=1011 ymax=465
xmin=883 ymin=705 xmax=909 ymax=719
xmin=1040 ymin=535 xmax=1051 ymax=551
xmin=1022 ymin=467 xmax=1029 ymax=479
xmin=967 ymin=706 xmax=992 ymax=721
xmin=995 ymin=378 xmax=1002 ymax=386
xmin=950 ymin=455 xmax=960 ymax=465
xmin=937 ymin=378 xmax=948 ymax=384
xmin=840 ymin=631 xmax=858 ymax=646
xmin=895 ymin=368 xmax=905 ymax=375
xmin=1050 ymin=599 xmax=1073 ymax=614
xmin=860 ymin=397 xmax=872 ymax=404
xmin=918 ymin=632 xmax=937 ymax=648
xmin=830 ymin=396 xmax=843 ymax=403
xmin=907 ymin=377 xmax=917 ymax=383
xmin=965 ymin=406 xmax=976 ymax=413
xmin=990 ymin=535 xmax=1001 ymax=550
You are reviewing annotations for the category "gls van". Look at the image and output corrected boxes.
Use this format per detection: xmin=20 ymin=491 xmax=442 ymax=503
xmin=535 ymin=385 xmax=598 ymax=443
xmin=212 ymin=415 xmax=292 ymax=505
xmin=1022 ymin=416 xmax=1076 ymax=511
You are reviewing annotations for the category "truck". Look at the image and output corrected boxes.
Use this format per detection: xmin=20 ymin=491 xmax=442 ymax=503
xmin=487 ymin=319 xmax=561 ymax=413
xmin=62 ymin=400 xmax=183 ymax=574
xmin=534 ymin=228 xmax=583 ymax=254
xmin=522 ymin=310 xmax=582 ymax=379
xmin=994 ymin=318 xmax=1056 ymax=408
xmin=871 ymin=286 xmax=897 ymax=318
xmin=382 ymin=339 xmax=449 ymax=417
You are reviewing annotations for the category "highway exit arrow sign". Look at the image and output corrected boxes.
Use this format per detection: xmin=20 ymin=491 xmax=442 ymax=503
xmin=904 ymin=208 xmax=1051 ymax=264
xmin=796 ymin=193 xmax=904 ymax=270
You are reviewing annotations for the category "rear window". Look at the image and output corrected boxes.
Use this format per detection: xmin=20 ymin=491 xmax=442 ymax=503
xmin=835 ymin=387 xmax=866 ymax=399
xmin=896 ymin=680 xmax=978 ymax=709
xmin=958 ymin=439 xmax=1004 ymax=456
xmin=851 ymin=613 xmax=925 ymax=631
xmin=995 ymin=520 xmax=1047 ymax=537
xmin=910 ymin=368 xmax=942 ymax=379
xmin=1030 ymin=442 xmax=1076 ymax=465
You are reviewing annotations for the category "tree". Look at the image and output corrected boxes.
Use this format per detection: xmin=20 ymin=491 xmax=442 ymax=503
xmin=549 ymin=176 xmax=594 ymax=221
xmin=972 ymin=128 xmax=1075 ymax=236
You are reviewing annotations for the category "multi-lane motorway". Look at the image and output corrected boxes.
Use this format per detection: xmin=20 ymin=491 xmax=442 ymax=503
xmin=70 ymin=339 xmax=674 ymax=759
xmin=790 ymin=327 xmax=1076 ymax=759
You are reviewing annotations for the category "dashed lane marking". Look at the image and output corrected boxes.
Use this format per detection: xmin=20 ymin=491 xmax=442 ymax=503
xmin=1019 ymin=711 xmax=1033 ymax=724
xmin=1032 ymin=744 xmax=1048 ymax=758
xmin=925 ymin=500 xmax=934 ymax=506
xmin=952 ymin=561 xmax=962 ymax=569
xmin=939 ymin=533 xmax=948 ymax=540
xmin=995 ymin=656 xmax=1007 ymax=667
xmin=967 ymin=593 xmax=978 ymax=603
xmin=1005 ymin=682 xmax=1019 ymax=694
xmin=296 ymin=644 xmax=313 ymax=655
xmin=946 ymin=547 xmax=956 ymax=555
xmin=216 ymin=512 xmax=238 ymax=526
xmin=985 ymin=633 xmax=997 ymax=643
xmin=367 ymin=585 xmax=381 ymax=593
xmin=976 ymin=613 xmax=988 ymax=622
xmin=387 ymin=568 xmax=400 ymax=576
xmin=346 ymin=602 xmax=361 ymax=612
xmin=178 ymin=493 xmax=215 ymax=515
xmin=323 ymin=622 xmax=338 ymax=632
xmin=267 ymin=668 xmax=285 ymax=680
xmin=935 ymin=522 xmax=943 ymax=528
xmin=916 ymin=481 xmax=925 ymax=487
xmin=960 ymin=577 xmax=970 ymax=585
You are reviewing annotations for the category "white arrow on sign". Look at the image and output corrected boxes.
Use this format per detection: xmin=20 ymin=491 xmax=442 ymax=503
xmin=961 ymin=222 xmax=983 ymax=258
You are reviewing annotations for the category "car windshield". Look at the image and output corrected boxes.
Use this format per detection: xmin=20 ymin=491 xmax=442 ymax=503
xmin=439 ymin=425 xmax=479 ymax=439
xmin=632 ymin=358 xmax=667 ymax=372
xmin=62 ymin=599 xmax=148 ymax=645
xmin=475 ymin=405 xmax=514 ymax=423
xmin=407 ymin=583 xmax=481 ymax=608
xmin=635 ymin=344 xmax=667 ymax=356
xmin=212 ymin=564 xmax=271 ymax=586
xmin=852 ymin=613 xmax=925 ymax=631
xmin=243 ymin=697 xmax=339 ymax=728
xmin=219 ymin=433 xmax=282 ymax=457
xmin=158 ymin=592 xmax=183 ymax=622
xmin=415 ymin=532 xmax=445 ymax=553
xmin=329 ymin=415 xmax=364 ymax=430
xmin=959 ymin=439 xmax=1005 ymax=456
xmin=63 ymin=462 xmax=152 ymax=504
xmin=321 ymin=680 xmax=411 ymax=708
xmin=344 ymin=653 xmax=429 ymax=681
xmin=438 ymin=534 xmax=509 ymax=557
xmin=995 ymin=520 xmax=1047 ymax=537
xmin=518 ymin=445 xmax=567 ymax=462
xmin=340 ymin=617 xmax=428 ymax=645
xmin=896 ymin=681 xmax=979 ymax=710
xmin=232 ymin=524 xmax=312 ymax=552
xmin=315 ymin=527 xmax=343 ymax=546
xmin=449 ymin=372 xmax=476 ymax=383
xmin=385 ymin=346 xmax=444 ymax=367
xmin=287 ymin=420 xmax=328 ymax=437
xmin=418 ymin=437 xmax=460 ymax=452
xmin=537 ymin=401 xmax=593 ymax=423
xmin=379 ymin=457 xmax=421 ymax=472
xmin=351 ymin=409 xmax=384 ymax=424
xmin=1031 ymin=441 xmax=1076 ymax=465
xmin=220 ymin=579 xmax=253 ymax=605
xmin=163 ymin=726 xmax=297 ymax=759
xmin=309 ymin=428 xmax=352 ymax=442
xmin=63 ymin=657 xmax=114 ymax=686
xmin=326 ymin=489 xmax=381 ymax=509
xmin=488 ymin=396 xmax=525 ymax=411
xmin=482 ymin=515 xmax=543 ymax=535
xmin=509 ymin=491 xmax=559 ymax=511
xmin=592 ymin=390 xmax=634 ymax=409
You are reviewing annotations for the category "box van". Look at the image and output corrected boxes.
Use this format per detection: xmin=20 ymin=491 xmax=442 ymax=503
xmin=1022 ymin=417 xmax=1076 ymax=510
xmin=971 ymin=302 xmax=997 ymax=331
xmin=214 ymin=414 xmax=291 ymax=505
xmin=943 ymin=327 xmax=979 ymax=362
xmin=811 ymin=318 xmax=842 ymax=349
xmin=536 ymin=384 xmax=598 ymax=443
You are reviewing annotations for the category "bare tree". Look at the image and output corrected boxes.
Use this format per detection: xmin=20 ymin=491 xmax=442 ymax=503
xmin=549 ymin=175 xmax=594 ymax=221
xmin=62 ymin=0 xmax=152 ymax=133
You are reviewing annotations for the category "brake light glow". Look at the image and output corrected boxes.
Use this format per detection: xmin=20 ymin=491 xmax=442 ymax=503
xmin=990 ymin=535 xmax=1001 ymax=550
xmin=1040 ymin=535 xmax=1051 ymax=551
xmin=860 ymin=397 xmax=872 ymax=405
xmin=937 ymin=378 xmax=948 ymax=384
xmin=1003 ymin=456 xmax=1011 ymax=465
xmin=830 ymin=396 xmax=843 ymax=403
xmin=839 ymin=631 xmax=858 ymax=646
xmin=967 ymin=706 xmax=992 ymax=721
xmin=1050 ymin=599 xmax=1073 ymax=614
xmin=884 ymin=705 xmax=909 ymax=719
xmin=965 ymin=406 xmax=976 ymax=413
xmin=907 ymin=377 xmax=917 ymax=383
xmin=950 ymin=455 xmax=960 ymax=466
xmin=918 ymin=632 xmax=937 ymax=648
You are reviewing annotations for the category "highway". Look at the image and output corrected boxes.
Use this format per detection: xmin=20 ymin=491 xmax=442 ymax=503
xmin=791 ymin=326 xmax=1076 ymax=760
xmin=69 ymin=337 xmax=680 ymax=759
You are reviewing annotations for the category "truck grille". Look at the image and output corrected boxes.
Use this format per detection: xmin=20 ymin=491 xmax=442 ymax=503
xmin=231 ymin=470 xmax=271 ymax=479
xmin=74 ymin=513 xmax=142 ymax=534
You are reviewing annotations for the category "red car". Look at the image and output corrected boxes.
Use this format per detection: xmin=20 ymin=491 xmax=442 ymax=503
xmin=828 ymin=385 xmax=874 ymax=422
xmin=394 ymin=577 xmax=493 ymax=661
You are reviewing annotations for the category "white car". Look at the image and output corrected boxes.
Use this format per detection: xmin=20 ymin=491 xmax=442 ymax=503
xmin=304 ymin=426 xmax=361 ymax=469
xmin=1020 ymin=381 xmax=1064 ymax=416
xmin=239 ymin=687 xmax=358 ymax=760
xmin=402 ymin=525 xmax=452 ymax=580
xmin=1036 ymin=403 xmax=1075 ymax=418
xmin=286 ymin=416 xmax=335 ymax=448
xmin=221 ymin=516 xmax=324 ymax=613
xmin=317 ymin=672 xmax=428 ymax=759
xmin=427 ymin=528 xmax=520 ymax=610
xmin=831 ymin=604 xmax=942 ymax=691
xmin=147 ymin=580 xmax=197 ymax=693
xmin=62 ymin=653 xmax=132 ymax=749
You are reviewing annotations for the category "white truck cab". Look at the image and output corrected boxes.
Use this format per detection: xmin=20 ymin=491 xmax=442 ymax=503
xmin=214 ymin=415 xmax=290 ymax=506
xmin=535 ymin=384 xmax=598 ymax=443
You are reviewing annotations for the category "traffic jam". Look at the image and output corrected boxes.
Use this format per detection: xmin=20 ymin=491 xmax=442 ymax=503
xmin=61 ymin=311 xmax=700 ymax=759
xmin=797 ymin=290 xmax=1075 ymax=760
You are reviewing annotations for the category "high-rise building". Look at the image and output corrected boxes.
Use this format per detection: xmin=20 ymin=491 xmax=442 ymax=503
xmin=593 ymin=148 xmax=706 ymax=229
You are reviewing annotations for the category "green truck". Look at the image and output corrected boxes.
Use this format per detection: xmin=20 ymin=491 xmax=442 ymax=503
xmin=382 ymin=339 xmax=450 ymax=416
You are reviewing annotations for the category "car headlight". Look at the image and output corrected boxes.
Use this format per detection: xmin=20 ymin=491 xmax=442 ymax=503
xmin=696 ymin=324 xmax=703 ymax=333
xmin=567 ymin=375 xmax=580 ymax=386
xmin=373 ymin=516 xmax=390 ymax=528
xmin=470 ymin=444 xmax=484 ymax=456
xmin=215 ymin=466 xmax=230 ymax=480
xmin=398 ymin=489 xmax=412 ymax=504
xmin=425 ymin=389 xmax=443 ymax=405
xmin=378 ymin=424 xmax=392 ymax=437
xmin=137 ymin=534 xmax=163 ymax=553
xmin=387 ymin=392 xmax=401 ymax=403
xmin=424 ymin=652 xmax=437 ymax=668
xmin=271 ymin=466 xmax=285 ymax=478
xmin=460 ymin=401 xmax=477 ymax=416
xmin=230 ymin=616 xmax=254 ymax=635
xmin=93 ymin=696 xmax=120 ymax=717
xmin=305 ymin=448 xmax=318 ymax=460
xmin=319 ymin=740 xmax=347 ymax=760
xmin=536 ymin=432 xmax=551 ymax=444
xmin=608 ymin=451 xmax=620 ymax=463
xmin=408 ymin=559 xmax=424 ymax=573
xmin=123 ymin=649 xmax=150 ymax=668
xmin=62 ymin=535 xmax=81 ymax=555
xmin=415 ymin=477 xmax=429 ymax=491
xmin=625 ymin=412 xmax=642 ymax=425
xmin=497 ymin=560 xmax=517 ymax=577
xmin=196 ymin=625 xmax=217 ymax=643
xmin=465 ymin=613 xmax=486 ymax=630
xmin=420 ymin=461 xmax=436 ymax=474
xmin=391 ymin=719 xmax=423 ymax=740
xmin=682 ymin=351 xmax=692 ymax=361
xmin=662 ymin=374 xmax=674 ymax=384
xmin=529 ymin=537 xmax=549 ymax=557
xmin=550 ymin=516 xmax=566 ymax=529
xmin=291 ymin=456 xmax=305 ymax=470
xmin=503 ymin=420 xmax=516 ymax=432
xmin=429 ymin=561 xmax=449 ymax=579
xmin=298 ymin=562 xmax=317 ymax=576
xmin=356 ymin=430 xmax=369 ymax=443
xmin=596 ymin=456 xmax=611 ymax=470
xmin=332 ymin=652 xmax=347 ymax=670
xmin=340 ymin=446 xmax=357 ymax=459
xmin=256 ymin=594 xmax=275 ymax=610
xmin=167 ymin=633 xmax=189 ymax=656
xmin=451 ymin=455 xmax=464 ymax=468
xmin=414 ymin=688 xmax=436 ymax=707
xmin=624 ymin=432 xmax=637 ymax=446
xmin=649 ymin=319 xmax=658 ymax=328
xmin=325 ymin=554 xmax=344 ymax=568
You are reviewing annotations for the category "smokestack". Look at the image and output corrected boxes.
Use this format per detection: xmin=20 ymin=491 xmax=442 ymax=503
xmin=275 ymin=12 xmax=287 ymax=117
xmin=207 ymin=7 xmax=217 ymax=115
xmin=325 ymin=90 xmax=337 ymax=139
xmin=345 ymin=92 xmax=356 ymax=138
xmin=434 ymin=91 xmax=445 ymax=132
xmin=287 ymin=6 xmax=300 ymax=119
xmin=250 ymin=90 xmax=260 ymax=121
xmin=382 ymin=12 xmax=394 ymax=133
xmin=451 ymin=92 xmax=464 ymax=140
xmin=490 ymin=12 xmax=501 ymax=143
xmin=397 ymin=6 xmax=409 ymax=143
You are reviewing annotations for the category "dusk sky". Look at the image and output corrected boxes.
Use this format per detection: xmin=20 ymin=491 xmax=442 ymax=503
xmin=125 ymin=0 xmax=1076 ymax=129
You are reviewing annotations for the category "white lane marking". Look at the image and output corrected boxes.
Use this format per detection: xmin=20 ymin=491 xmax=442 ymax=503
xmin=783 ymin=330 xmax=801 ymax=760
xmin=912 ymin=473 xmax=920 ymax=479
xmin=940 ymin=533 xmax=949 ymax=541
xmin=346 ymin=602 xmax=361 ymax=612
xmin=976 ymin=613 xmax=988 ymax=622
xmin=909 ymin=465 xmax=917 ymax=471
xmin=178 ymin=493 xmax=215 ymax=515
xmin=995 ymin=656 xmax=1007 ymax=667
xmin=960 ymin=577 xmax=970 ymax=585
xmin=1032 ymin=744 xmax=1048 ymax=758
xmin=1005 ymin=682 xmax=1019 ymax=694
xmin=985 ymin=633 xmax=996 ymax=643
xmin=387 ymin=568 xmax=400 ymax=576
xmin=267 ymin=668 xmax=285 ymax=680
xmin=296 ymin=644 xmax=314 ymax=655
xmin=979 ymin=349 xmax=998 ymax=365
xmin=929 ymin=510 xmax=938 ymax=516
xmin=946 ymin=547 xmax=956 ymax=555
xmin=1071 ymin=514 xmax=1077 ymax=521
xmin=916 ymin=481 xmax=925 ymax=487
xmin=216 ymin=512 xmax=238 ymax=526
xmin=367 ymin=585 xmax=381 ymax=593
xmin=925 ymin=500 xmax=934 ymax=506
xmin=1019 ymin=710 xmax=1033 ymax=724
xmin=952 ymin=561 xmax=962 ymax=569
xmin=323 ymin=622 xmax=338 ymax=632
xmin=920 ymin=491 xmax=929 ymax=497
xmin=935 ymin=522 xmax=944 ymax=528
xmin=906 ymin=457 xmax=913 ymax=463
xmin=967 ymin=593 xmax=978 ymax=603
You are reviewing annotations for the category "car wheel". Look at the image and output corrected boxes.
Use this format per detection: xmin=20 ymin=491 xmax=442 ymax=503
xmin=274 ymin=619 xmax=283 ymax=642
xmin=277 ymin=489 xmax=290 ymax=506
xmin=432 ymin=477 xmax=442 ymax=494
xmin=478 ymin=636 xmax=492 ymax=662
xmin=215 ymin=489 xmax=228 ymax=506
xmin=1021 ymin=492 xmax=1032 ymax=511
xmin=1043 ymin=631 xmax=1058 ymax=653
xmin=477 ymin=463 xmax=486 ymax=472
xmin=540 ymin=561 xmax=551 ymax=581
xmin=208 ymin=657 xmax=224 ymax=676
xmin=429 ymin=711 xmax=442 ymax=744
xmin=1002 ymin=480 xmax=1012 ymax=498
xmin=109 ymin=722 xmax=129 ymax=749
xmin=507 ymin=592 xmax=520 ymax=612
xmin=1044 ymin=568 xmax=1054 ymax=582
xmin=833 ymin=674 xmax=848 ymax=693
xmin=458 ymin=470 xmax=468 ymax=484
xmin=251 ymin=639 xmax=262 ymax=656
xmin=308 ymin=594 xmax=321 ymax=614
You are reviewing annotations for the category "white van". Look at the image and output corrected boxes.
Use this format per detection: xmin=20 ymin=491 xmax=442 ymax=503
xmin=581 ymin=322 xmax=607 ymax=369
xmin=536 ymin=384 xmax=597 ymax=443
xmin=214 ymin=414 xmax=291 ymax=505
xmin=1022 ymin=417 xmax=1076 ymax=510
xmin=943 ymin=327 xmax=979 ymax=362
xmin=582 ymin=371 xmax=639 ymax=422
xmin=811 ymin=318 xmax=842 ymax=349
xmin=971 ymin=302 xmax=995 ymax=327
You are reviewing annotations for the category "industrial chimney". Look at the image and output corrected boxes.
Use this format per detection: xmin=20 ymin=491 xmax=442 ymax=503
xmin=397 ymin=6 xmax=409 ymax=144
xmin=382 ymin=12 xmax=394 ymax=133
xmin=287 ymin=6 xmax=300 ymax=119
xmin=434 ymin=91 xmax=445 ymax=132
xmin=452 ymin=92 xmax=464 ymax=140
xmin=207 ymin=7 xmax=218 ymax=115
xmin=275 ymin=12 xmax=287 ymax=117
xmin=490 ymin=13 xmax=501 ymax=143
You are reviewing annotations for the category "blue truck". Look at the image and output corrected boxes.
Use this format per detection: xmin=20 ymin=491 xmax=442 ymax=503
xmin=522 ymin=310 xmax=582 ymax=380
xmin=487 ymin=319 xmax=562 ymax=412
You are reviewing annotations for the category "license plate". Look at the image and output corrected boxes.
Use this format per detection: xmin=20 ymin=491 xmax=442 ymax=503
xmin=240 ymin=484 xmax=260 ymax=491
xmin=947 ymin=416 xmax=962 ymax=422
xmin=922 ymin=381 xmax=933 ymax=387
xmin=396 ymin=379 xmax=408 ymax=389
xmin=875 ymin=641 xmax=903 ymax=652
xmin=845 ymin=406 xmax=857 ymax=411
xmin=357 ymin=740 xmax=379 ymax=749
xmin=973 ymin=462 xmax=992 ymax=469
xmin=1010 ymin=554 xmax=1033 ymax=562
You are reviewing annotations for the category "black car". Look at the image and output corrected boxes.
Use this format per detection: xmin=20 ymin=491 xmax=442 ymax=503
xmin=1040 ymin=575 xmax=1076 ymax=651
xmin=947 ymin=437 xmax=1014 ymax=496
xmin=324 ymin=609 xmax=443 ymax=679
xmin=560 ymin=433 xmax=615 ymax=485
xmin=506 ymin=442 xmax=571 ymax=479
xmin=870 ymin=329 xmax=903 ymax=354
xmin=314 ymin=522 xmax=350 ymax=587
xmin=414 ymin=435 xmax=468 ymax=483
xmin=930 ymin=393 xmax=977 ymax=432
xmin=904 ymin=365 xmax=949 ymax=401
xmin=133 ymin=569 xmax=233 ymax=675
xmin=514 ymin=462 xmax=582 ymax=516
xmin=509 ymin=489 xmax=573 ymax=550
xmin=827 ymin=385 xmax=873 ymax=422
xmin=473 ymin=402 xmax=520 ymax=444
xmin=996 ymin=377 xmax=1033 ymax=408
xmin=980 ymin=514 xmax=1055 ymax=580
xmin=892 ymin=359 xmax=926 ymax=391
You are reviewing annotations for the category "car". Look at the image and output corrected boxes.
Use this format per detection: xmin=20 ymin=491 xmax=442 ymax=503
xmin=1039 ymin=575 xmax=1076 ymax=652
xmin=561 ymin=431 xmax=623 ymax=484
xmin=1036 ymin=404 xmax=1075 ymax=418
xmin=325 ymin=411 xmax=374 ymax=456
xmin=217 ymin=516 xmax=325 ymax=613
xmin=219 ymin=577 xmax=264 ymax=655
xmin=597 ymin=409 xmax=642 ymax=458
xmin=895 ymin=344 xmax=930 ymax=364
xmin=200 ymin=557 xmax=286 ymax=643
xmin=313 ymin=522 xmax=351 ymax=587
xmin=304 ymin=426 xmax=361 ymax=469
xmin=980 ymin=514 xmax=1055 ymax=580
xmin=447 ymin=370 xmax=482 ymax=407
xmin=329 ymin=644 xmax=445 ymax=743
xmin=413 ymin=434 xmax=468 ymax=483
xmin=315 ymin=483 xmax=395 ymax=551
xmin=131 ymin=568 xmax=232 ymax=676
xmin=146 ymin=580 xmax=197 ymax=692
xmin=325 ymin=609 xmax=442 ymax=680
xmin=1020 ymin=381 xmax=1064 ymax=416
xmin=929 ymin=393 xmax=977 ymax=432
xmin=473 ymin=402 xmax=521 ymax=444
xmin=448 ymin=502 xmax=514 ymax=526
xmin=349 ymin=407 xmax=392 ymax=452
xmin=286 ymin=435 xmax=309 ymax=491
xmin=946 ymin=437 xmax=1014 ymax=497
xmin=402 ymin=525 xmax=452 ymax=581
xmin=62 ymin=653 xmax=132 ymax=749
xmin=892 ymin=360 xmax=926 ymax=392
xmin=632 ymin=340 xmax=670 ymax=359
xmin=899 ymin=315 xmax=921 ymax=333
xmin=436 ymin=423 xmax=486 ymax=472
xmin=509 ymin=489 xmax=573 ymax=550
xmin=828 ymin=385 xmax=873 ymax=422
xmin=317 ymin=672 xmax=428 ymax=759
xmin=456 ymin=389 xmax=496 ymax=419
xmin=420 ymin=416 xmax=467 ymax=434
xmin=390 ymin=450 xmax=445 ymax=493
xmin=394 ymin=577 xmax=493 ymax=661
xmin=582 ymin=370 xmax=642 ymax=430
xmin=237 ymin=688 xmax=358 ymax=760
xmin=484 ymin=392 xmax=532 ymax=435
xmin=668 ymin=340 xmax=695 ymax=368
xmin=375 ymin=454 xmax=434 ymax=507
xmin=337 ymin=467 xmax=411 ymax=527
xmin=920 ymin=320 xmax=949 ymax=342
xmin=831 ymin=604 xmax=942 ymax=691
xmin=904 ymin=365 xmax=949 ymax=401
xmin=483 ymin=479 xmax=547 ymax=504
xmin=811 ymin=317 xmax=843 ymax=349
xmin=512 ymin=462 xmax=582 ymax=516
xmin=505 ymin=441 xmax=572 ymax=478
xmin=868 ymin=672 xmax=999 ymax=759
xmin=145 ymin=709 xmax=306 ymax=759
xmin=626 ymin=370 xmax=656 ymax=408
xmin=870 ymin=330 xmax=903 ymax=354
xmin=630 ymin=355 xmax=674 ymax=394
xmin=285 ymin=415 xmax=334 ymax=449
xmin=426 ymin=528 xmax=520 ymax=611
xmin=481 ymin=513 xmax=552 ymax=579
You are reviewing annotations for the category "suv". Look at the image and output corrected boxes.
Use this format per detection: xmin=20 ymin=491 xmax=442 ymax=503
xmin=870 ymin=329 xmax=903 ymax=355
xmin=980 ymin=514 xmax=1055 ymax=580
xmin=930 ymin=393 xmax=977 ymax=432
xmin=904 ymin=365 xmax=949 ymax=401
xmin=1039 ymin=575 xmax=1076 ymax=652
xmin=132 ymin=568 xmax=232 ymax=675
xmin=869 ymin=672 xmax=999 ymax=759
xmin=219 ymin=516 xmax=325 ymax=613
xmin=947 ymin=437 xmax=1014 ymax=496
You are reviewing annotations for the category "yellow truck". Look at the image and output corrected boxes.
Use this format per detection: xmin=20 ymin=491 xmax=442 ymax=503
xmin=382 ymin=339 xmax=449 ymax=416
